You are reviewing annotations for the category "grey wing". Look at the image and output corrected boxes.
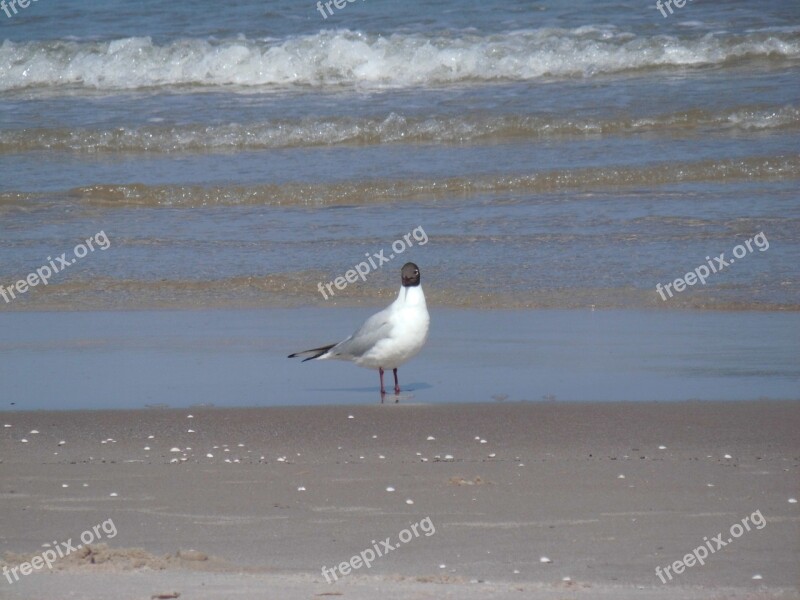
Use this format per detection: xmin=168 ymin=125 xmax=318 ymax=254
xmin=330 ymin=309 xmax=393 ymax=359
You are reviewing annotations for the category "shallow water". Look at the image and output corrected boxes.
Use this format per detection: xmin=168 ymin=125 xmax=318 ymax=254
xmin=0 ymin=309 xmax=797 ymax=411
xmin=1 ymin=0 xmax=799 ymax=312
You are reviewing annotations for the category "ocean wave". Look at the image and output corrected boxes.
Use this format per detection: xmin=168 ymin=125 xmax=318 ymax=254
xmin=0 ymin=27 xmax=798 ymax=92
xmin=0 ymin=155 xmax=773 ymax=208
xmin=2 ymin=274 xmax=796 ymax=313
xmin=0 ymin=106 xmax=797 ymax=154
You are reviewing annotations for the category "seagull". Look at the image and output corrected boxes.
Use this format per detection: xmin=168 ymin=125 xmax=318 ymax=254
xmin=289 ymin=262 xmax=430 ymax=397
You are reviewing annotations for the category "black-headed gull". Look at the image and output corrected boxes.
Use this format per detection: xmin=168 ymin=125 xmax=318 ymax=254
xmin=289 ymin=262 xmax=430 ymax=397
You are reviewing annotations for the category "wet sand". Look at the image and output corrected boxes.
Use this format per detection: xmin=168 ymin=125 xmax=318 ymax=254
xmin=1 ymin=401 xmax=798 ymax=599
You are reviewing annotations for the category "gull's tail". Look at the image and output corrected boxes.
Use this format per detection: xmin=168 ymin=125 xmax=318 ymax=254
xmin=288 ymin=344 xmax=336 ymax=362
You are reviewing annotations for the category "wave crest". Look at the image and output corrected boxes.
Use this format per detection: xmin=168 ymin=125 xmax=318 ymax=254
xmin=1 ymin=28 xmax=798 ymax=92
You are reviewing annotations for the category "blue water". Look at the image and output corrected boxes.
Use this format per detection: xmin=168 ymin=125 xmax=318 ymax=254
xmin=0 ymin=0 xmax=798 ymax=408
xmin=0 ymin=309 xmax=797 ymax=411
xmin=2 ymin=1 xmax=797 ymax=312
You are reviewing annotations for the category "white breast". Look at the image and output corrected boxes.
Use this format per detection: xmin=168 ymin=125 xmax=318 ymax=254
xmin=355 ymin=286 xmax=429 ymax=369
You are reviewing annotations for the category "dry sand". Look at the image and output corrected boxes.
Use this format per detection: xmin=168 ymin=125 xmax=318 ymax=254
xmin=1 ymin=401 xmax=798 ymax=599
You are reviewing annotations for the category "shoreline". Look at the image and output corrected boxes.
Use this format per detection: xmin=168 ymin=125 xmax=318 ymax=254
xmin=1 ymin=293 xmax=797 ymax=313
xmin=2 ymin=397 xmax=800 ymax=415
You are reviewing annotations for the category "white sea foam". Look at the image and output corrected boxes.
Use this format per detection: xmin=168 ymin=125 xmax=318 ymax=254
xmin=0 ymin=28 xmax=797 ymax=92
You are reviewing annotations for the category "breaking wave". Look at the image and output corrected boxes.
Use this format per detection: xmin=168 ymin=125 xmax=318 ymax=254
xmin=1 ymin=27 xmax=798 ymax=93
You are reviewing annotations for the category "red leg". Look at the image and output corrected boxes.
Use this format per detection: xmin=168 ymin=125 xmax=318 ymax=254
xmin=379 ymin=367 xmax=386 ymax=395
xmin=393 ymin=368 xmax=400 ymax=394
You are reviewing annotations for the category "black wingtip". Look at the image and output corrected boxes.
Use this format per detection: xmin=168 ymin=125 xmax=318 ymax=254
xmin=288 ymin=344 xmax=336 ymax=362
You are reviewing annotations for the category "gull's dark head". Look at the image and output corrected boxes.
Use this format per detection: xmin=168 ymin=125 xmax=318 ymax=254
xmin=401 ymin=262 xmax=421 ymax=287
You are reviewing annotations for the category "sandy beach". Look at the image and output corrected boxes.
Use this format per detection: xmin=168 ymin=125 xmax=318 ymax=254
xmin=1 ymin=401 xmax=798 ymax=599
